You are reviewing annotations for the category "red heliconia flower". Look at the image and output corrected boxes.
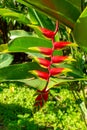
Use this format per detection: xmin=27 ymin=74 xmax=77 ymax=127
xmin=30 ymin=70 xmax=49 ymax=80
xmin=50 ymin=68 xmax=64 ymax=76
xmin=40 ymin=21 xmax=58 ymax=39
xmin=40 ymin=28 xmax=55 ymax=39
xmin=39 ymin=47 xmax=52 ymax=56
xmin=35 ymin=88 xmax=49 ymax=107
xmin=28 ymin=47 xmax=52 ymax=56
xmin=54 ymin=41 xmax=71 ymax=50
xmin=35 ymin=57 xmax=50 ymax=67
xmin=52 ymin=56 xmax=68 ymax=63
xmin=50 ymin=68 xmax=72 ymax=76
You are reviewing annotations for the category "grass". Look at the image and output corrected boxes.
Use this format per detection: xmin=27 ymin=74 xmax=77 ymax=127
xmin=0 ymin=82 xmax=86 ymax=130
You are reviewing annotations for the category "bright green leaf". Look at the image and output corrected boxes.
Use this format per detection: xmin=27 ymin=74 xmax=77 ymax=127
xmin=9 ymin=30 xmax=37 ymax=39
xmin=74 ymin=7 xmax=87 ymax=48
xmin=8 ymin=36 xmax=52 ymax=52
xmin=0 ymin=54 xmax=13 ymax=68
xmin=0 ymin=62 xmax=46 ymax=81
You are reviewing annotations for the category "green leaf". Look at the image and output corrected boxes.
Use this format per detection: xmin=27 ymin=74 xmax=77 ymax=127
xmin=0 ymin=8 xmax=30 ymax=24
xmin=74 ymin=7 xmax=87 ymax=48
xmin=0 ymin=54 xmax=13 ymax=68
xmin=17 ymin=0 xmax=81 ymax=28
xmin=9 ymin=30 xmax=37 ymax=39
xmin=8 ymin=36 xmax=52 ymax=52
xmin=21 ymin=77 xmax=66 ymax=90
xmin=21 ymin=78 xmax=46 ymax=90
xmin=27 ymin=7 xmax=40 ymax=25
xmin=49 ymin=77 xmax=87 ymax=89
xmin=27 ymin=7 xmax=55 ymax=30
xmin=0 ymin=61 xmax=87 ymax=90
xmin=27 ymin=8 xmax=55 ymax=37
xmin=0 ymin=62 xmax=45 ymax=82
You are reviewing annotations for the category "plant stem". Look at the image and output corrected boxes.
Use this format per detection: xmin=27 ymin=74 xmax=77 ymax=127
xmin=45 ymin=21 xmax=58 ymax=89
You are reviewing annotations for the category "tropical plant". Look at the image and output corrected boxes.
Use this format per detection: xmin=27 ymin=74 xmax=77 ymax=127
xmin=0 ymin=0 xmax=87 ymax=127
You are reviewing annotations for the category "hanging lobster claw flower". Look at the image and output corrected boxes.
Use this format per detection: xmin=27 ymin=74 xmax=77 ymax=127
xmin=30 ymin=70 xmax=49 ymax=80
xmin=50 ymin=68 xmax=72 ymax=76
xmin=28 ymin=47 xmax=52 ymax=56
xmin=54 ymin=41 xmax=71 ymax=49
xmin=39 ymin=21 xmax=58 ymax=39
xmin=52 ymin=56 xmax=76 ymax=63
xmin=40 ymin=28 xmax=55 ymax=39
xmin=34 ymin=57 xmax=50 ymax=68
xmin=52 ymin=56 xmax=68 ymax=63
xmin=35 ymin=87 xmax=49 ymax=107
xmin=54 ymin=41 xmax=77 ymax=50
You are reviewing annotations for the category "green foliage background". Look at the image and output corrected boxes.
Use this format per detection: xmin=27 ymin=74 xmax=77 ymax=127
xmin=0 ymin=82 xmax=86 ymax=130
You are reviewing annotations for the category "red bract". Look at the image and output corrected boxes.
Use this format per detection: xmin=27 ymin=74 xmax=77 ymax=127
xmin=40 ymin=28 xmax=55 ymax=39
xmin=50 ymin=68 xmax=64 ymax=76
xmin=54 ymin=41 xmax=71 ymax=49
xmin=32 ymin=70 xmax=49 ymax=80
xmin=52 ymin=56 xmax=68 ymax=63
xmin=36 ymin=58 xmax=50 ymax=67
xmin=40 ymin=21 xmax=58 ymax=39
xmin=39 ymin=47 xmax=52 ymax=56
xmin=35 ymin=88 xmax=49 ymax=107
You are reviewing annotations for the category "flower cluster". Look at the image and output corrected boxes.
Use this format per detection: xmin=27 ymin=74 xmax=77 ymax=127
xmin=31 ymin=21 xmax=75 ymax=109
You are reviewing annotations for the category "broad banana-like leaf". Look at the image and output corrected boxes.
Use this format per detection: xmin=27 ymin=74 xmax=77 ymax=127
xmin=0 ymin=62 xmax=46 ymax=81
xmin=74 ymin=7 xmax=87 ymax=48
xmin=8 ymin=36 xmax=62 ymax=56
xmin=0 ymin=61 xmax=69 ymax=90
xmin=21 ymin=76 xmax=87 ymax=90
xmin=0 ymin=37 xmax=61 ymax=57
xmin=17 ymin=0 xmax=81 ymax=28
xmin=0 ymin=61 xmax=86 ymax=90
xmin=7 ymin=36 xmax=52 ymax=52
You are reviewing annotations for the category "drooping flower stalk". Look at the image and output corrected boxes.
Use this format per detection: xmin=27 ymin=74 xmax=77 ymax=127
xmin=30 ymin=20 xmax=76 ymax=108
xmin=34 ymin=88 xmax=49 ymax=107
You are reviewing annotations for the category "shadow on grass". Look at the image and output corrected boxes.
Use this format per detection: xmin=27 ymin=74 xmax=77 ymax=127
xmin=0 ymin=103 xmax=54 ymax=130
xmin=0 ymin=103 xmax=32 ymax=130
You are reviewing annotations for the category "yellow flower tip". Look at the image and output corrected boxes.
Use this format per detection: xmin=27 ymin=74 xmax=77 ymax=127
xmin=68 ymin=42 xmax=78 ymax=47
xmin=40 ymin=64 xmax=48 ymax=69
xmin=66 ymin=56 xmax=76 ymax=62
xmin=33 ymin=57 xmax=39 ymax=63
xmin=29 ymin=70 xmax=37 ymax=75
xmin=63 ymin=68 xmax=72 ymax=74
